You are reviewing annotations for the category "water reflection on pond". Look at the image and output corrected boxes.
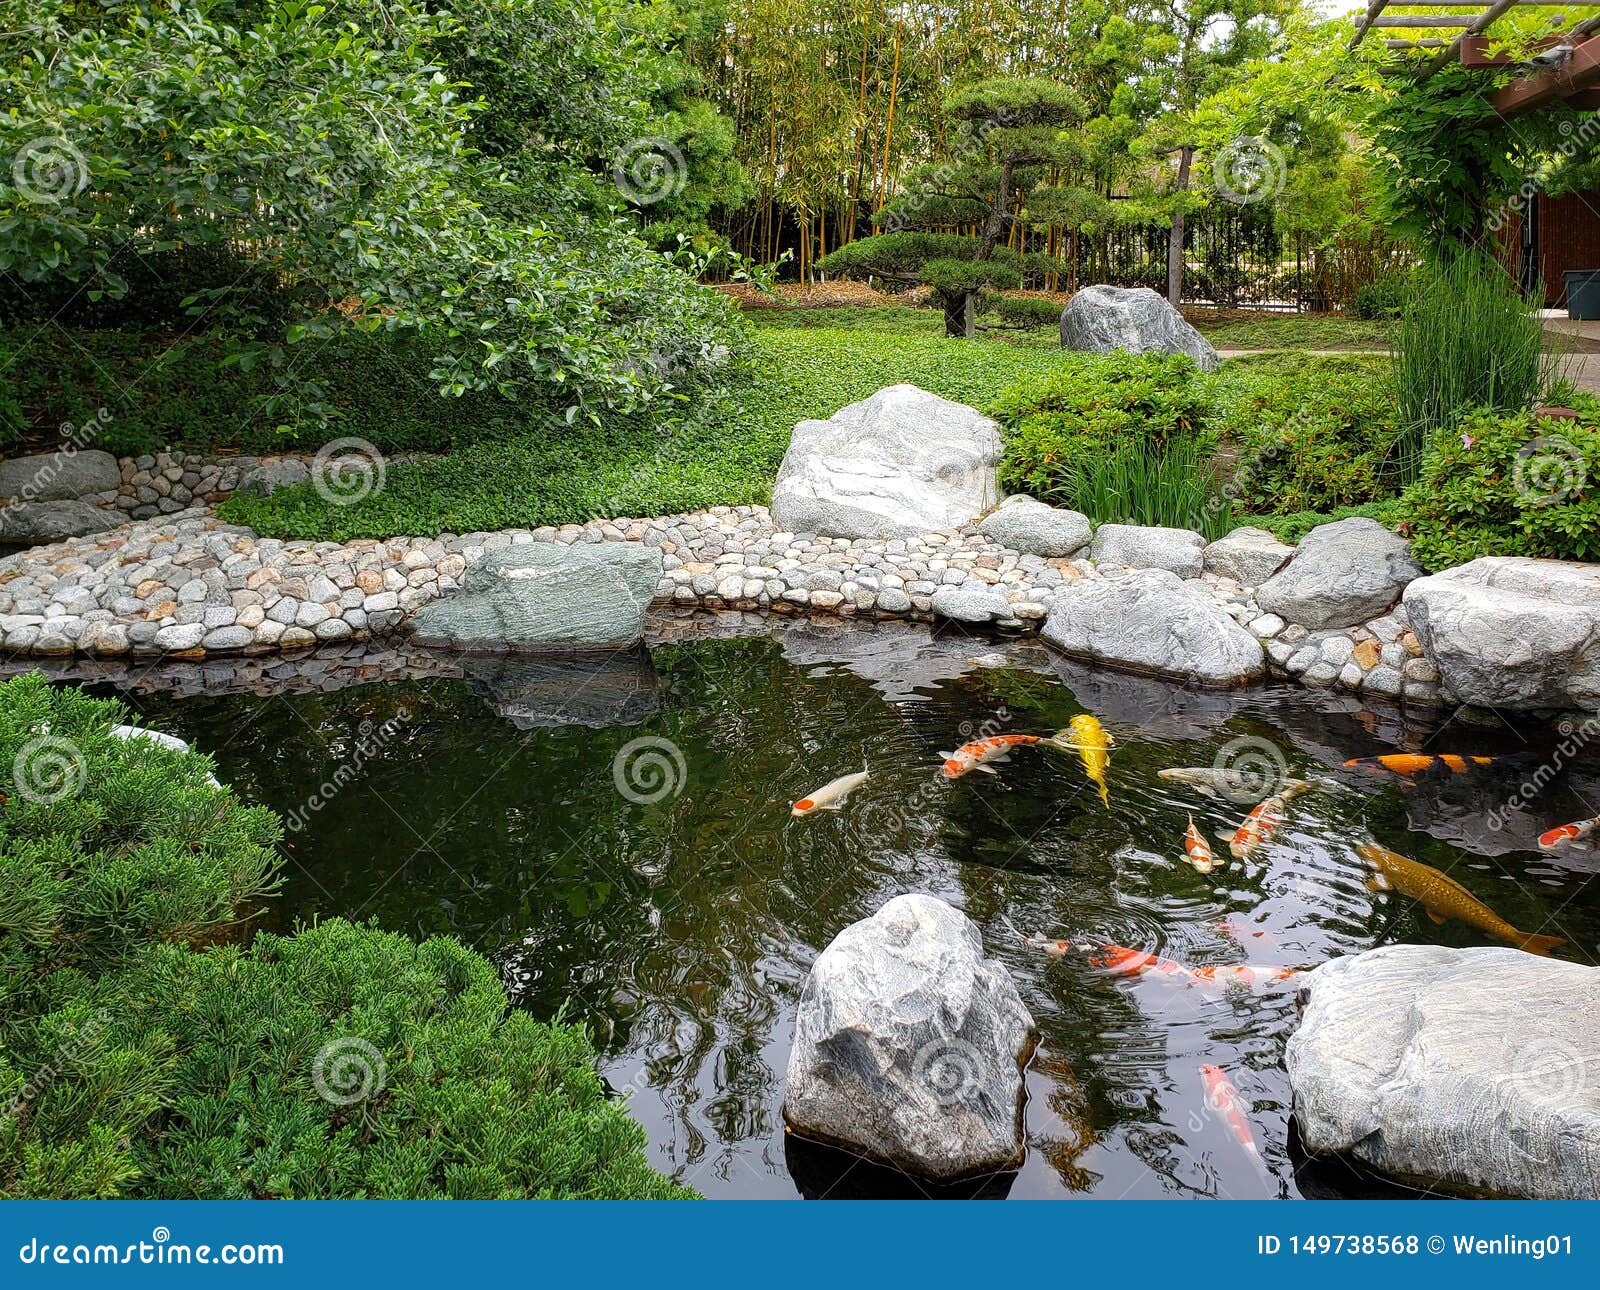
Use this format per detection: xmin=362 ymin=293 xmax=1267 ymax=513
xmin=19 ymin=613 xmax=1600 ymax=1199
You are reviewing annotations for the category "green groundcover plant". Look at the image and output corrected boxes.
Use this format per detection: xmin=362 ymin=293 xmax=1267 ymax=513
xmin=0 ymin=674 xmax=692 ymax=1200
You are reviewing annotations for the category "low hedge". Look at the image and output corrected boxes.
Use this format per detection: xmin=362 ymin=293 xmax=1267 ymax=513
xmin=0 ymin=674 xmax=691 ymax=1200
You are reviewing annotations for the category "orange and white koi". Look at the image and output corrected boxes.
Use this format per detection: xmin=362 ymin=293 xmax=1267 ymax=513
xmin=791 ymin=767 xmax=870 ymax=817
xmin=999 ymin=916 xmax=1076 ymax=959
xmin=1538 ymin=815 xmax=1600 ymax=851
xmin=940 ymin=733 xmax=1040 ymax=779
xmin=1213 ymin=917 xmax=1275 ymax=948
xmin=1086 ymin=944 xmax=1298 ymax=991
xmin=1183 ymin=815 xmax=1217 ymax=874
xmin=1200 ymin=1065 xmax=1262 ymax=1166
xmin=1224 ymin=781 xmax=1314 ymax=859
xmin=1343 ymin=753 xmax=1496 ymax=777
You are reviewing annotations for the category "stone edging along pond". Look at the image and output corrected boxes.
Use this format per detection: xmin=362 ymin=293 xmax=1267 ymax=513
xmin=4 ymin=495 xmax=1596 ymax=720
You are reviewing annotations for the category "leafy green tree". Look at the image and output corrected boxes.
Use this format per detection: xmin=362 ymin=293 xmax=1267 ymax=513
xmin=817 ymin=77 xmax=1087 ymax=336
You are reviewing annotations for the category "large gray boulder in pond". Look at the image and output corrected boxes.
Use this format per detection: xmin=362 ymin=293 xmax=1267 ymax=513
xmin=978 ymin=495 xmax=1091 ymax=558
xmin=0 ymin=448 xmax=121 ymax=503
xmin=1089 ymin=522 xmax=1205 ymax=578
xmin=1287 ymin=945 xmax=1600 ymax=1199
xmin=1254 ymin=517 xmax=1422 ymax=630
xmin=1404 ymin=557 xmax=1600 ymax=710
xmin=1203 ymin=526 xmax=1293 ymax=587
xmin=1042 ymin=567 xmax=1265 ymax=685
xmin=0 ymin=500 xmax=117 ymax=544
xmin=770 ymin=384 xmax=1002 ymax=539
xmin=783 ymin=893 xmax=1036 ymax=1180
xmin=407 ymin=542 xmax=662 ymax=653
xmin=1059 ymin=285 xmax=1219 ymax=372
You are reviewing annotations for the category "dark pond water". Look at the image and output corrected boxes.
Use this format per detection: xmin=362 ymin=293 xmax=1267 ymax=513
xmin=24 ymin=615 xmax=1600 ymax=1199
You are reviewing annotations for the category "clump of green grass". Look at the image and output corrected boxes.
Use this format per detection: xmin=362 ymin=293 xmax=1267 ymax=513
xmin=1065 ymin=436 xmax=1232 ymax=538
xmin=1204 ymin=315 xmax=1390 ymax=350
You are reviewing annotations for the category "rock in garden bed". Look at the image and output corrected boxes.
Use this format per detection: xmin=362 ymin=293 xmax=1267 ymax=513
xmin=1255 ymin=517 xmax=1422 ymax=630
xmin=1287 ymin=944 xmax=1600 ymax=1199
xmin=769 ymin=384 xmax=1002 ymax=539
xmin=977 ymin=495 xmax=1091 ymax=558
xmin=1404 ymin=557 xmax=1600 ymax=710
xmin=783 ymin=893 xmax=1036 ymax=1181
xmin=0 ymin=500 xmax=118 ymax=544
xmin=1203 ymin=526 xmax=1293 ymax=587
xmin=1058 ymin=285 xmax=1219 ymax=371
xmin=1089 ymin=522 xmax=1205 ymax=577
xmin=407 ymin=541 xmax=662 ymax=653
xmin=1042 ymin=567 xmax=1266 ymax=685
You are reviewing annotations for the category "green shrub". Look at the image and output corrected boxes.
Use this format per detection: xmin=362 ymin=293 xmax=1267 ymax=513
xmin=1350 ymin=272 xmax=1413 ymax=321
xmin=0 ymin=674 xmax=691 ymax=1200
xmin=1244 ymin=500 xmax=1405 ymax=545
xmin=1212 ymin=353 xmax=1401 ymax=514
xmin=1393 ymin=255 xmax=1556 ymax=479
xmin=1398 ymin=402 xmax=1600 ymax=571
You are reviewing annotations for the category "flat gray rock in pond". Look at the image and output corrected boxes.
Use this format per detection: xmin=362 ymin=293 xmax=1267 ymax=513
xmin=1287 ymin=945 xmax=1600 ymax=1198
xmin=770 ymin=384 xmax=1002 ymax=539
xmin=1403 ymin=557 xmax=1600 ymax=710
xmin=0 ymin=448 xmax=121 ymax=503
xmin=1204 ymin=526 xmax=1293 ymax=587
xmin=784 ymin=893 xmax=1036 ymax=1181
xmin=0 ymin=499 xmax=117 ymax=544
xmin=1089 ymin=522 xmax=1205 ymax=578
xmin=1042 ymin=567 xmax=1265 ymax=685
xmin=1255 ymin=517 xmax=1422 ymax=630
xmin=407 ymin=542 xmax=662 ymax=653
xmin=977 ymin=495 xmax=1091 ymax=558
xmin=1058 ymin=285 xmax=1219 ymax=372
xmin=930 ymin=582 xmax=1011 ymax=623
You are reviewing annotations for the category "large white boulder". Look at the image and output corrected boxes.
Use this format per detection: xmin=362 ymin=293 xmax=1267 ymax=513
xmin=1089 ymin=522 xmax=1206 ymax=577
xmin=1255 ymin=517 xmax=1422 ymax=630
xmin=770 ymin=385 xmax=1002 ymax=539
xmin=1041 ymin=567 xmax=1265 ymax=685
xmin=783 ymin=894 xmax=1036 ymax=1180
xmin=1287 ymin=945 xmax=1600 ymax=1199
xmin=977 ymin=495 xmax=1091 ymax=558
xmin=1404 ymin=557 xmax=1600 ymax=710
xmin=1058 ymin=285 xmax=1219 ymax=372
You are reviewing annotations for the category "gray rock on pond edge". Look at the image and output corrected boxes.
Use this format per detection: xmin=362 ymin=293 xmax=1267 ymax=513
xmin=1255 ymin=516 xmax=1423 ymax=631
xmin=1287 ymin=945 xmax=1600 ymax=1199
xmin=977 ymin=495 xmax=1091 ymax=558
xmin=783 ymin=894 xmax=1037 ymax=1181
xmin=1203 ymin=526 xmax=1293 ymax=587
xmin=1058 ymin=285 xmax=1220 ymax=372
xmin=1090 ymin=522 xmax=1206 ymax=579
xmin=770 ymin=384 xmax=1002 ymax=539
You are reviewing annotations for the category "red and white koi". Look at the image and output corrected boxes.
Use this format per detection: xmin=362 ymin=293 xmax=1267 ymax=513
xmin=1087 ymin=944 xmax=1298 ymax=991
xmin=1224 ymin=781 xmax=1314 ymax=859
xmin=791 ymin=768 xmax=870 ymax=817
xmin=940 ymin=733 xmax=1040 ymax=779
xmin=1200 ymin=1065 xmax=1263 ymax=1166
xmin=1183 ymin=815 xmax=1217 ymax=874
xmin=1538 ymin=815 xmax=1600 ymax=851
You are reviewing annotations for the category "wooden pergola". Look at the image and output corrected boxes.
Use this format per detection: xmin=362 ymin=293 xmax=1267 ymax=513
xmin=1350 ymin=1 xmax=1600 ymax=114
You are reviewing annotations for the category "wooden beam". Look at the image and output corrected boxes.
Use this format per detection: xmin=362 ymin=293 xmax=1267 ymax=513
xmin=1490 ymin=33 xmax=1600 ymax=115
xmin=1358 ymin=14 xmax=1498 ymax=26
xmin=1461 ymin=33 xmax=1567 ymax=64
xmin=1349 ymin=0 xmax=1390 ymax=48
xmin=1419 ymin=0 xmax=1525 ymax=79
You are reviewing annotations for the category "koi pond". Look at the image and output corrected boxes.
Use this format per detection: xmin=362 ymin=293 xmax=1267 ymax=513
xmin=25 ymin=614 xmax=1600 ymax=1199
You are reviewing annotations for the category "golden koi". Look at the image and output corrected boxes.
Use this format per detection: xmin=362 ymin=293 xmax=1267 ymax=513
xmin=940 ymin=734 xmax=1040 ymax=779
xmin=1183 ymin=815 xmax=1217 ymax=874
xmin=1343 ymin=753 xmax=1496 ymax=777
xmin=1357 ymin=842 xmax=1564 ymax=956
xmin=791 ymin=768 xmax=870 ymax=817
xmin=1539 ymin=815 xmax=1600 ymax=851
xmin=1200 ymin=1065 xmax=1262 ymax=1166
xmin=1044 ymin=713 xmax=1114 ymax=806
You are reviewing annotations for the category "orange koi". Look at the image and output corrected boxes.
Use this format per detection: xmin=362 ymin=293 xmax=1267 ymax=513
xmin=1189 ymin=963 xmax=1299 ymax=989
xmin=940 ymin=733 xmax=1040 ymax=779
xmin=1343 ymin=754 xmax=1496 ymax=777
xmin=1183 ymin=815 xmax=1217 ymax=874
xmin=1089 ymin=944 xmax=1297 ymax=991
xmin=1200 ymin=1065 xmax=1262 ymax=1166
xmin=1227 ymin=798 xmax=1282 ymax=860
xmin=1538 ymin=815 xmax=1600 ymax=851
